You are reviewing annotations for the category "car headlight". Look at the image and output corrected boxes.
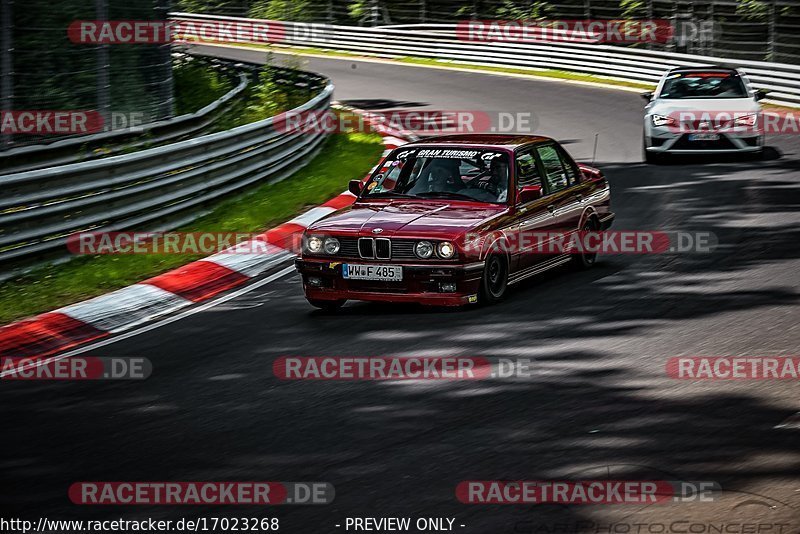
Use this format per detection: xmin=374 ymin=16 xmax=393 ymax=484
xmin=437 ymin=241 xmax=455 ymax=259
xmin=651 ymin=114 xmax=677 ymax=127
xmin=306 ymin=235 xmax=323 ymax=254
xmin=415 ymin=240 xmax=434 ymax=259
xmin=323 ymin=237 xmax=340 ymax=255
xmin=734 ymin=113 xmax=757 ymax=127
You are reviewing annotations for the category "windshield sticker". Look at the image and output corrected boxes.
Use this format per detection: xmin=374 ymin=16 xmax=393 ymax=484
xmin=417 ymin=149 xmax=481 ymax=159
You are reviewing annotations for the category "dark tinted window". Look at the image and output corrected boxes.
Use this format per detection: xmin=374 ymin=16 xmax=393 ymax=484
xmin=660 ymin=72 xmax=747 ymax=99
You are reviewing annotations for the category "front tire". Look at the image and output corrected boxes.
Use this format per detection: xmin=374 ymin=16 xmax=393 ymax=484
xmin=644 ymin=146 xmax=662 ymax=164
xmin=307 ymin=299 xmax=346 ymax=312
xmin=480 ymin=254 xmax=509 ymax=304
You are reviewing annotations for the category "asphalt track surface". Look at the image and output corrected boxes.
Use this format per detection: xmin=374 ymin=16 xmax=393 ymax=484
xmin=3 ymin=47 xmax=800 ymax=531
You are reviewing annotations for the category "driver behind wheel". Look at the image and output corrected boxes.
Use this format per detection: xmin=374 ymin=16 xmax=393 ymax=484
xmin=472 ymin=158 xmax=508 ymax=201
xmin=410 ymin=160 xmax=463 ymax=193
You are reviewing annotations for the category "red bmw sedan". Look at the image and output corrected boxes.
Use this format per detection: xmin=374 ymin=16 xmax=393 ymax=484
xmin=295 ymin=134 xmax=614 ymax=310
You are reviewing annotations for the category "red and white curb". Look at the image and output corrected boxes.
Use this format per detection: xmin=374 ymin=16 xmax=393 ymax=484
xmin=0 ymin=116 xmax=414 ymax=361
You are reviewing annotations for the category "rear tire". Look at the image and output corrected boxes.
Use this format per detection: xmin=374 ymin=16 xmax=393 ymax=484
xmin=308 ymin=299 xmax=346 ymax=312
xmin=572 ymin=218 xmax=599 ymax=269
xmin=480 ymin=254 xmax=509 ymax=304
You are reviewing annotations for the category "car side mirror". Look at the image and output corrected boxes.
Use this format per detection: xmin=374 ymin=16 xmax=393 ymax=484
xmin=641 ymin=91 xmax=654 ymax=101
xmin=348 ymin=179 xmax=363 ymax=196
xmin=518 ymin=185 xmax=542 ymax=204
xmin=754 ymin=88 xmax=768 ymax=101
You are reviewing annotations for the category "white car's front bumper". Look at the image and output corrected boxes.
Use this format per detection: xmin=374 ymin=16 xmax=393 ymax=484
xmin=644 ymin=122 xmax=764 ymax=154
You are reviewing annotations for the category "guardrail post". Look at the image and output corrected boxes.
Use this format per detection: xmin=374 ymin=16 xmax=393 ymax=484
xmin=95 ymin=0 xmax=112 ymax=131
xmin=708 ymin=1 xmax=715 ymax=56
xmin=1 ymin=0 xmax=13 ymax=150
xmin=584 ymin=0 xmax=591 ymax=19
xmin=768 ymin=0 xmax=776 ymax=61
xmin=371 ymin=0 xmax=379 ymax=26
xmin=157 ymin=0 xmax=174 ymax=120
xmin=420 ymin=0 xmax=426 ymax=23
xmin=668 ymin=2 xmax=678 ymax=51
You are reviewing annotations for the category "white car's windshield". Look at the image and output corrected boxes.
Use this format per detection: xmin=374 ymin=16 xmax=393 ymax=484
xmin=362 ymin=147 xmax=510 ymax=203
xmin=659 ymin=72 xmax=748 ymax=99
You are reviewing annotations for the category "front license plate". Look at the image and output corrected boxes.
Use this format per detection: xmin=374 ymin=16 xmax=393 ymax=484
xmin=688 ymin=133 xmax=720 ymax=141
xmin=342 ymin=264 xmax=403 ymax=281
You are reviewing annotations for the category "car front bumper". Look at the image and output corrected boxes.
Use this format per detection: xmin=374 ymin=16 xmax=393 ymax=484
xmin=295 ymin=258 xmax=485 ymax=306
xmin=644 ymin=123 xmax=764 ymax=154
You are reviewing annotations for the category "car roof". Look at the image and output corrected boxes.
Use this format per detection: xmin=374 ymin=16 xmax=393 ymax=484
xmin=402 ymin=134 xmax=554 ymax=150
xmin=668 ymin=65 xmax=741 ymax=75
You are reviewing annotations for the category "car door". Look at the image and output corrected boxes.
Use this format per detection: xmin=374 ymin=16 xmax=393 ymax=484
xmin=536 ymin=142 xmax=585 ymax=235
xmin=511 ymin=146 xmax=564 ymax=271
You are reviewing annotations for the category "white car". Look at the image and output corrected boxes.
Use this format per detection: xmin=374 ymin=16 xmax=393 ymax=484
xmin=642 ymin=66 xmax=765 ymax=163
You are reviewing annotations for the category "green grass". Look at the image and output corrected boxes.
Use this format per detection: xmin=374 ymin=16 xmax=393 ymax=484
xmin=230 ymin=42 xmax=657 ymax=91
xmin=0 ymin=132 xmax=384 ymax=325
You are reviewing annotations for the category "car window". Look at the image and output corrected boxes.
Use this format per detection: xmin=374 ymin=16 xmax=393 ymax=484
xmin=555 ymin=145 xmax=579 ymax=184
xmin=659 ymin=72 xmax=747 ymax=99
xmin=362 ymin=148 xmax=510 ymax=204
xmin=516 ymin=150 xmax=542 ymax=187
xmin=536 ymin=145 xmax=569 ymax=193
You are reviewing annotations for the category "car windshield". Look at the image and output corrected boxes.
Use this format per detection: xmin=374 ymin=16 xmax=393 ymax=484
xmin=362 ymin=147 xmax=510 ymax=204
xmin=659 ymin=72 xmax=748 ymax=99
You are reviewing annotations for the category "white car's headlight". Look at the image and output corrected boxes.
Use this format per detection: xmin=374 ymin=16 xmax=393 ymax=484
xmin=323 ymin=237 xmax=340 ymax=255
xmin=651 ymin=114 xmax=677 ymax=127
xmin=437 ymin=241 xmax=455 ymax=259
xmin=734 ymin=113 xmax=757 ymax=127
xmin=415 ymin=241 xmax=434 ymax=259
xmin=306 ymin=235 xmax=323 ymax=254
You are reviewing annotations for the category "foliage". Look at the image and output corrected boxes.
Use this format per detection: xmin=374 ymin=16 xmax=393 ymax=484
xmin=493 ymin=0 xmax=552 ymax=19
xmin=173 ymin=57 xmax=234 ymax=116
xmin=250 ymin=0 xmax=313 ymax=21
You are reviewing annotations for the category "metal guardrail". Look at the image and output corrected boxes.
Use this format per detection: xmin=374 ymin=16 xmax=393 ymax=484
xmin=171 ymin=13 xmax=800 ymax=108
xmin=0 ymin=57 xmax=250 ymax=174
xmin=0 ymin=64 xmax=333 ymax=276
